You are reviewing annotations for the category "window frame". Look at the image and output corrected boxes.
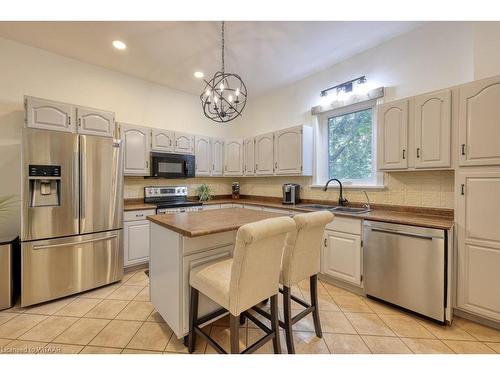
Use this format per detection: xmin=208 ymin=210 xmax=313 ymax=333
xmin=313 ymin=99 xmax=384 ymax=189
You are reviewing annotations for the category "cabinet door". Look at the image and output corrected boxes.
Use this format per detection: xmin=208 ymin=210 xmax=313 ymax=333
xmin=211 ymin=138 xmax=224 ymax=176
xmin=378 ymin=100 xmax=408 ymax=170
xmin=195 ymin=136 xmax=211 ymax=176
xmin=459 ymin=77 xmax=500 ymax=166
xmin=244 ymin=138 xmax=255 ymax=176
xmin=414 ymin=90 xmax=451 ymax=169
xmin=120 ymin=123 xmax=151 ymax=176
xmin=25 ymin=96 xmax=75 ymax=133
xmin=274 ymin=126 xmax=303 ymax=175
xmin=321 ymin=230 xmax=361 ymax=286
xmin=152 ymin=129 xmax=175 ymax=152
xmin=255 ymin=133 xmax=275 ymax=175
xmin=174 ymin=132 xmax=194 ymax=154
xmin=224 ymin=139 xmax=243 ymax=176
xmin=457 ymin=170 xmax=500 ymax=321
xmin=124 ymin=220 xmax=150 ymax=267
xmin=76 ymin=107 xmax=114 ymax=137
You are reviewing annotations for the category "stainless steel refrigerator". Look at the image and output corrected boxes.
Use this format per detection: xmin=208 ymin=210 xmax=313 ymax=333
xmin=21 ymin=128 xmax=123 ymax=307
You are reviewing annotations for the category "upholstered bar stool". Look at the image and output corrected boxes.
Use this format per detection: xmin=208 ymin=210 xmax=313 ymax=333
xmin=251 ymin=211 xmax=334 ymax=354
xmin=188 ymin=216 xmax=296 ymax=354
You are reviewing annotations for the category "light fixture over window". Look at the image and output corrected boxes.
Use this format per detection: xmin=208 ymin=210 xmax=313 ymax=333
xmin=320 ymin=76 xmax=367 ymax=102
xmin=200 ymin=22 xmax=247 ymax=123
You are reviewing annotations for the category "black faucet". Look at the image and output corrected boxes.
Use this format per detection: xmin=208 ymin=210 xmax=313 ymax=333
xmin=322 ymin=178 xmax=349 ymax=207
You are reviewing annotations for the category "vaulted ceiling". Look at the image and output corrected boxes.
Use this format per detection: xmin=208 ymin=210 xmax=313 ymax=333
xmin=0 ymin=21 xmax=422 ymax=96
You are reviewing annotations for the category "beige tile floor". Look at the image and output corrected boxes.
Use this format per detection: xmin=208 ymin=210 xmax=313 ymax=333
xmin=1 ymin=267 xmax=499 ymax=354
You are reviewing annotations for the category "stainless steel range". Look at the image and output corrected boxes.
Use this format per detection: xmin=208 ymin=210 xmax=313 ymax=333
xmin=144 ymin=186 xmax=202 ymax=214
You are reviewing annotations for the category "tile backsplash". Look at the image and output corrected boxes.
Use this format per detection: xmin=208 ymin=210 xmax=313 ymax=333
xmin=124 ymin=170 xmax=455 ymax=209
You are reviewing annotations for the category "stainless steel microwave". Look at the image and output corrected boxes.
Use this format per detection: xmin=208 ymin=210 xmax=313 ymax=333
xmin=150 ymin=152 xmax=195 ymax=178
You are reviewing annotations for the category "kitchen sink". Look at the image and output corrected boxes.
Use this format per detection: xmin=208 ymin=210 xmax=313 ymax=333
xmin=298 ymin=204 xmax=371 ymax=214
xmin=298 ymin=204 xmax=337 ymax=210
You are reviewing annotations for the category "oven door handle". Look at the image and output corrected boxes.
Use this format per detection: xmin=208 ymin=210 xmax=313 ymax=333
xmin=183 ymin=160 xmax=188 ymax=176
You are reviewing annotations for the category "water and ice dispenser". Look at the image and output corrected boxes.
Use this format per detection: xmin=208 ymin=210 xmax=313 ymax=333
xmin=28 ymin=165 xmax=61 ymax=207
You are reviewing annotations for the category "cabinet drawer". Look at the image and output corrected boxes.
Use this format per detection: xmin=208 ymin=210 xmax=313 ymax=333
xmin=124 ymin=209 xmax=156 ymax=222
xmin=183 ymin=231 xmax=235 ymax=256
xmin=325 ymin=217 xmax=361 ymax=235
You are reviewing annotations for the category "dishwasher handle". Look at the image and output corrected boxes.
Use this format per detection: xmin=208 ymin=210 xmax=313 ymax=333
xmin=370 ymin=228 xmax=434 ymax=241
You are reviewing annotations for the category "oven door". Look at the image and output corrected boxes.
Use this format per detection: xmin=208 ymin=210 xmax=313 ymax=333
xmin=151 ymin=153 xmax=194 ymax=178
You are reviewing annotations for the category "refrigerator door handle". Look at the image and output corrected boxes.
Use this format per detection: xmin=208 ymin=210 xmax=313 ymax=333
xmin=80 ymin=140 xmax=86 ymax=220
xmin=73 ymin=151 xmax=79 ymax=220
xmin=32 ymin=234 xmax=117 ymax=250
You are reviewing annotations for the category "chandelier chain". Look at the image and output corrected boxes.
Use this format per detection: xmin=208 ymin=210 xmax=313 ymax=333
xmin=221 ymin=21 xmax=225 ymax=73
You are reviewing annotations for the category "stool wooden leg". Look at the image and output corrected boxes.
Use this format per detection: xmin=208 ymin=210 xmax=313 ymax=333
xmin=230 ymin=314 xmax=240 ymax=354
xmin=188 ymin=287 xmax=199 ymax=353
xmin=270 ymin=294 xmax=281 ymax=354
xmin=239 ymin=314 xmax=246 ymax=325
xmin=310 ymin=274 xmax=323 ymax=338
xmin=282 ymin=286 xmax=295 ymax=354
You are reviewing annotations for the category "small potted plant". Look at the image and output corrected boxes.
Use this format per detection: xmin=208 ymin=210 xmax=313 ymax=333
xmin=195 ymin=184 xmax=213 ymax=202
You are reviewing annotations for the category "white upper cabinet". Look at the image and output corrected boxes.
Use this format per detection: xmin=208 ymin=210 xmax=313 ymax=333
xmin=195 ymin=136 xmax=211 ymax=176
xmin=255 ymin=132 xmax=275 ymax=175
xmin=378 ymin=99 xmax=409 ymax=170
xmin=174 ymin=132 xmax=195 ymax=154
xmin=224 ymin=139 xmax=243 ymax=176
xmin=152 ymin=129 xmax=175 ymax=152
xmin=457 ymin=170 xmax=500 ymax=321
xmin=274 ymin=125 xmax=313 ymax=175
xmin=243 ymin=138 xmax=255 ymax=176
xmin=25 ymin=96 xmax=75 ymax=133
xmin=76 ymin=106 xmax=115 ymax=137
xmin=459 ymin=77 xmax=500 ymax=166
xmin=211 ymin=138 xmax=224 ymax=176
xmin=414 ymin=89 xmax=451 ymax=169
xmin=120 ymin=123 xmax=151 ymax=176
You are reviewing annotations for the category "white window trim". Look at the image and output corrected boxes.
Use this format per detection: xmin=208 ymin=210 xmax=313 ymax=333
xmin=312 ymin=99 xmax=385 ymax=189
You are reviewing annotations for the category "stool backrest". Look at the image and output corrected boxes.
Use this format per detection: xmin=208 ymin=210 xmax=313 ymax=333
xmin=281 ymin=211 xmax=334 ymax=287
xmin=229 ymin=216 xmax=296 ymax=315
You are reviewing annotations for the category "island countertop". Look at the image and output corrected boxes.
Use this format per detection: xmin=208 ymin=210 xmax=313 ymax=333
xmin=147 ymin=208 xmax=286 ymax=237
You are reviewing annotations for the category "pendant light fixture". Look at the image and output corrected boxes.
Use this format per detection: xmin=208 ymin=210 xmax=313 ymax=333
xmin=200 ymin=21 xmax=247 ymax=123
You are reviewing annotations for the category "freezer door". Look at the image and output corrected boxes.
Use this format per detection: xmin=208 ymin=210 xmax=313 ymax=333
xmin=22 ymin=128 xmax=79 ymax=241
xmin=21 ymin=230 xmax=123 ymax=306
xmin=80 ymin=135 xmax=123 ymax=234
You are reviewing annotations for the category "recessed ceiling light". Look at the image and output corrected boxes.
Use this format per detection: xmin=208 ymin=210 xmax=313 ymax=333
xmin=112 ymin=40 xmax=127 ymax=50
xmin=194 ymin=71 xmax=204 ymax=78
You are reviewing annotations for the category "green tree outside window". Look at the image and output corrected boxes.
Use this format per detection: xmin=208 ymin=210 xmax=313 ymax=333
xmin=328 ymin=108 xmax=373 ymax=180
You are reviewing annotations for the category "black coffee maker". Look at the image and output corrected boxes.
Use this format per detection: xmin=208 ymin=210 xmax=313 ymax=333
xmin=282 ymin=183 xmax=300 ymax=205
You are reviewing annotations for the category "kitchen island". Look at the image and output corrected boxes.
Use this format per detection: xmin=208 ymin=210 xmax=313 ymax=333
xmin=148 ymin=208 xmax=286 ymax=339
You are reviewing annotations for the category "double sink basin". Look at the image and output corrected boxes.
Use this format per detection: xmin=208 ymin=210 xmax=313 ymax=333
xmin=297 ymin=204 xmax=371 ymax=214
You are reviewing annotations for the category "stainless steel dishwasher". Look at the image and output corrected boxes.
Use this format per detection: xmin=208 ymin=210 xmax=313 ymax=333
xmin=363 ymin=221 xmax=446 ymax=322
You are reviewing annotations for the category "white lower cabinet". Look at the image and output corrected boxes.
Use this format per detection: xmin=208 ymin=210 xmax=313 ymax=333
xmin=321 ymin=217 xmax=362 ymax=287
xmin=124 ymin=209 xmax=155 ymax=267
